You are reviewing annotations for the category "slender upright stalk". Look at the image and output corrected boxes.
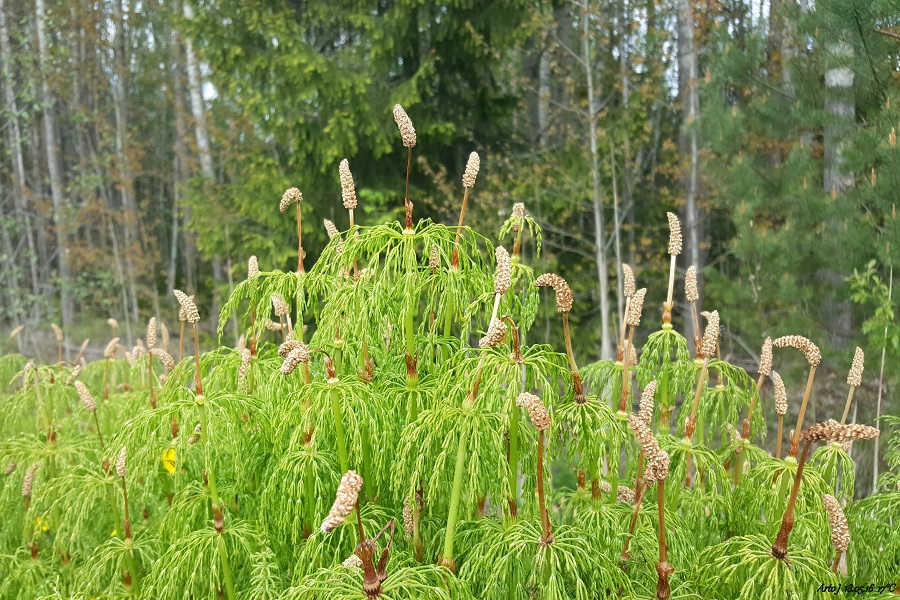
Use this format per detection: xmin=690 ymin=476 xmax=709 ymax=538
xmin=787 ymin=367 xmax=816 ymax=457
xmin=404 ymin=148 xmax=413 ymax=230
xmin=104 ymin=358 xmax=111 ymax=400
xmin=147 ymin=354 xmax=156 ymax=409
xmin=735 ymin=373 xmax=767 ymax=485
xmin=451 ymin=187 xmax=471 ymax=268
xmin=440 ymin=428 xmax=469 ymax=573
xmin=619 ymin=327 xmax=636 ymax=412
xmin=776 ymin=416 xmax=785 ymax=459
xmin=537 ymin=430 xmax=552 ymax=544
xmin=839 ymin=387 xmax=856 ymax=425
xmin=93 ymin=413 xmax=105 ymax=449
xmin=120 ymin=476 xmax=140 ymax=595
xmin=771 ymin=439 xmax=812 ymax=559
xmin=562 ymin=313 xmax=585 ymax=402
xmin=656 ymin=482 xmax=673 ymax=600
xmin=296 ymin=202 xmax=305 ymax=274
xmin=684 ymin=357 xmax=710 ymax=487
xmin=192 ymin=325 xmax=203 ymax=396
xmin=621 ymin=451 xmax=645 ymax=561
xmin=178 ymin=322 xmax=185 ymax=363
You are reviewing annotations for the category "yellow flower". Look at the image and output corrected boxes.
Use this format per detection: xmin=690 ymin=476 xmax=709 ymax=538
xmin=162 ymin=448 xmax=176 ymax=474
xmin=35 ymin=517 xmax=49 ymax=532
xmin=111 ymin=529 xmax=117 ymax=538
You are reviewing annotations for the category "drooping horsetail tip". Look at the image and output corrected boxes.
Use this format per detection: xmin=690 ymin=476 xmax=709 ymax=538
xmin=321 ymin=470 xmax=364 ymax=533
xmin=74 ymin=381 xmax=97 ymax=413
xmin=494 ymin=246 xmax=512 ymax=295
xmin=279 ymin=187 xmax=303 ymax=213
xmin=8 ymin=325 xmax=24 ymax=339
xmin=759 ymin=337 xmax=773 ymax=377
xmin=248 ymin=256 xmax=259 ymax=278
xmin=626 ymin=288 xmax=647 ymax=327
xmin=479 ymin=318 xmax=508 ymax=349
xmin=51 ymin=323 xmax=63 ymax=342
xmin=107 ymin=318 xmax=118 ymax=329
xmin=147 ymin=317 xmax=157 ymax=349
xmin=392 ymin=104 xmax=416 ymax=148
xmin=462 ymin=151 xmax=480 ymax=189
xmin=771 ymin=370 xmax=787 ymax=415
xmin=534 ymin=273 xmax=573 ymax=314
xmin=271 ymin=295 xmax=290 ymax=318
xmin=512 ymin=202 xmax=525 ymax=220
xmin=516 ymin=392 xmax=551 ymax=431
xmin=774 ymin=335 xmax=821 ymax=368
xmin=823 ymin=494 xmax=850 ymax=553
xmin=700 ymin=310 xmax=719 ymax=358
xmin=623 ymin=264 xmax=635 ymax=298
xmin=617 ymin=485 xmax=635 ymax=504
xmin=666 ymin=212 xmax=682 ymax=256
xmin=115 ymin=447 xmax=127 ymax=478
xmin=803 ymin=419 xmax=879 ymax=443
xmin=628 ymin=414 xmax=670 ymax=482
xmin=685 ymin=265 xmax=699 ymax=302
xmin=278 ymin=339 xmax=304 ymax=358
xmin=324 ymin=219 xmax=339 ymax=239
xmin=150 ymin=348 xmax=175 ymax=371
xmin=66 ymin=364 xmax=82 ymax=385
xmin=104 ymin=337 xmax=121 ymax=359
xmin=280 ymin=345 xmax=310 ymax=375
xmin=847 ymin=347 xmax=864 ymax=387
xmin=639 ymin=381 xmax=657 ymax=426
xmin=429 ymin=245 xmax=440 ymax=269
xmin=22 ymin=462 xmax=39 ymax=498
xmin=339 ymin=159 xmax=357 ymax=210
xmin=173 ymin=290 xmax=200 ymax=324
xmin=264 ymin=319 xmax=284 ymax=332
xmin=342 ymin=554 xmax=363 ymax=569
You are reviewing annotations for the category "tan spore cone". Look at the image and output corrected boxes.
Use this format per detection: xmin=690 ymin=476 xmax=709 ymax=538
xmin=847 ymin=347 xmax=864 ymax=387
xmin=639 ymin=381 xmax=657 ymax=426
xmin=628 ymin=414 xmax=670 ymax=483
xmin=803 ymin=419 xmax=879 ymax=443
xmin=534 ymin=273 xmax=573 ymax=314
xmin=771 ymin=370 xmax=787 ymax=415
xmin=685 ymin=266 xmax=699 ymax=302
xmin=392 ymin=104 xmax=416 ymax=148
xmin=666 ymin=212 xmax=682 ymax=256
xmin=339 ymin=159 xmax=357 ymax=210
xmin=280 ymin=187 xmax=303 ymax=213
xmin=623 ymin=264 xmax=635 ymax=298
xmin=700 ymin=310 xmax=719 ymax=358
xmin=494 ymin=246 xmax=511 ymax=295
xmin=516 ymin=392 xmax=550 ymax=431
xmin=321 ymin=470 xmax=363 ymax=533
xmin=173 ymin=290 xmax=200 ymax=324
xmin=74 ymin=381 xmax=96 ymax=412
xmin=479 ymin=318 xmax=507 ymax=349
xmin=774 ymin=335 xmax=821 ymax=368
xmin=823 ymin=494 xmax=850 ymax=553
xmin=627 ymin=288 xmax=647 ymax=327
xmin=462 ymin=151 xmax=480 ymax=189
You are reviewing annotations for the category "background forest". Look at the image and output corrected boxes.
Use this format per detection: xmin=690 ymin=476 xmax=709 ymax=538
xmin=0 ymin=0 xmax=898 ymax=490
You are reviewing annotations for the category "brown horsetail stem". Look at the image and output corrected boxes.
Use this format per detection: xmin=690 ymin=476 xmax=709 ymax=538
xmin=51 ymin=323 xmax=63 ymax=363
xmin=823 ymin=493 xmax=849 ymax=573
xmin=511 ymin=202 xmax=526 ymax=258
xmin=685 ymin=310 xmax=719 ymax=487
xmin=74 ymin=381 xmax=104 ymax=448
xmin=618 ymin=287 xmax=646 ymax=411
xmin=116 ymin=446 xmax=140 ymax=594
xmin=517 ymin=393 xmax=552 ymax=544
xmin=280 ymin=187 xmax=305 ymax=273
xmin=535 ymin=273 xmax=584 ymax=401
xmin=771 ymin=421 xmax=878 ymax=561
xmin=451 ymin=151 xmax=480 ymax=267
xmin=738 ymin=337 xmax=774 ymax=481
xmin=773 ymin=335 xmax=821 ymax=457
xmin=392 ymin=104 xmax=416 ymax=229
xmin=840 ymin=347 xmax=864 ymax=424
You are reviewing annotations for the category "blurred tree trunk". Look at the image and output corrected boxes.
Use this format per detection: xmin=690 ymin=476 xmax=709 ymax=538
xmin=582 ymin=0 xmax=612 ymax=360
xmin=111 ymin=0 xmax=141 ymax=322
xmin=35 ymin=0 xmax=74 ymax=326
xmin=182 ymin=0 xmax=224 ymax=325
xmin=0 ymin=0 xmax=40 ymax=321
xmin=678 ymin=0 xmax=701 ymax=336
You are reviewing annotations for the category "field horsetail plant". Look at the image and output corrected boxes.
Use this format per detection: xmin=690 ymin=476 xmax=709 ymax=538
xmin=0 ymin=102 xmax=896 ymax=600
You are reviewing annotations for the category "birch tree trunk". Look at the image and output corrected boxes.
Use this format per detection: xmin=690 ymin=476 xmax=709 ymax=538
xmin=582 ymin=0 xmax=612 ymax=360
xmin=35 ymin=0 xmax=74 ymax=326
xmin=678 ymin=0 xmax=701 ymax=338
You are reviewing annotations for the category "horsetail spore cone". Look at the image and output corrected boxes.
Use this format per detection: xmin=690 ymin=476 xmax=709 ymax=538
xmin=823 ymin=493 xmax=849 ymax=573
xmin=841 ymin=347 xmax=864 ymax=424
xmin=339 ymin=159 xmax=357 ymax=210
xmin=321 ymin=470 xmax=364 ymax=534
xmin=665 ymin=212 xmax=682 ymax=309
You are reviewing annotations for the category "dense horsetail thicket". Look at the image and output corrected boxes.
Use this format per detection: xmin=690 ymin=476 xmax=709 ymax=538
xmin=1 ymin=106 xmax=898 ymax=600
